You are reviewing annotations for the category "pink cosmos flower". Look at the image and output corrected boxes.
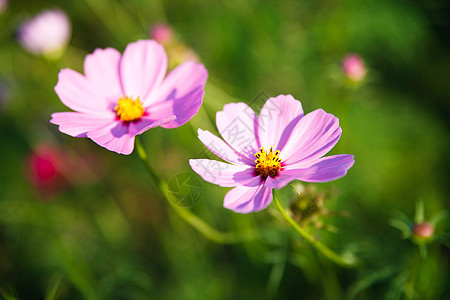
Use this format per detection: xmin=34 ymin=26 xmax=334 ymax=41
xmin=18 ymin=9 xmax=71 ymax=58
xmin=189 ymin=95 xmax=354 ymax=213
xmin=50 ymin=39 xmax=208 ymax=154
xmin=342 ymin=54 xmax=366 ymax=82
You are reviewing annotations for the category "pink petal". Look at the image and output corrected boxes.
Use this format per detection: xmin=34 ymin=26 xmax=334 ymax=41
xmin=50 ymin=112 xmax=112 ymax=137
xmin=264 ymin=175 xmax=294 ymax=190
xmin=216 ymin=102 xmax=258 ymax=158
xmin=197 ymin=129 xmax=253 ymax=165
xmin=257 ymin=94 xmax=303 ymax=150
xmin=282 ymin=154 xmax=355 ymax=182
xmin=119 ymin=40 xmax=167 ymax=101
xmin=84 ymin=47 xmax=123 ymax=103
xmin=223 ymin=185 xmax=273 ymax=214
xmin=233 ymin=169 xmax=263 ymax=187
xmin=281 ymin=109 xmax=342 ymax=165
xmin=54 ymin=69 xmax=115 ymax=116
xmin=144 ymin=61 xmax=208 ymax=128
xmin=146 ymin=87 xmax=205 ymax=129
xmin=144 ymin=61 xmax=207 ymax=106
xmin=189 ymin=159 xmax=255 ymax=187
xmin=128 ymin=115 xmax=176 ymax=136
xmin=87 ymin=121 xmax=135 ymax=155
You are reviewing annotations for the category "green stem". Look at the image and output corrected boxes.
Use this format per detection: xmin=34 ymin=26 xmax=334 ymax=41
xmin=272 ymin=190 xmax=357 ymax=268
xmin=135 ymin=136 xmax=250 ymax=244
xmin=404 ymin=250 xmax=421 ymax=300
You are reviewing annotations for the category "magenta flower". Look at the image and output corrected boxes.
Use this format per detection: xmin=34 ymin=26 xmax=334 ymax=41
xmin=51 ymin=40 xmax=208 ymax=154
xmin=189 ymin=95 xmax=354 ymax=213
xmin=26 ymin=144 xmax=67 ymax=197
xmin=18 ymin=9 xmax=71 ymax=58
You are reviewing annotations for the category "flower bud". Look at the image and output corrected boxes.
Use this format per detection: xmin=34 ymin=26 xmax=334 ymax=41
xmin=290 ymin=184 xmax=328 ymax=226
xmin=150 ymin=23 xmax=174 ymax=45
xmin=413 ymin=222 xmax=434 ymax=239
xmin=342 ymin=54 xmax=367 ymax=82
xmin=18 ymin=9 xmax=71 ymax=59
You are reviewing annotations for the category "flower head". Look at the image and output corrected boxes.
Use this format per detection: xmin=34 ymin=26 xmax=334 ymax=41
xmin=342 ymin=54 xmax=366 ymax=82
xmin=413 ymin=222 xmax=434 ymax=239
xmin=189 ymin=95 xmax=354 ymax=213
xmin=18 ymin=9 xmax=71 ymax=59
xmin=390 ymin=201 xmax=448 ymax=257
xmin=50 ymin=39 xmax=208 ymax=154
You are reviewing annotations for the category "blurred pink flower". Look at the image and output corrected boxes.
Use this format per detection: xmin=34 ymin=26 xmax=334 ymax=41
xmin=18 ymin=9 xmax=71 ymax=58
xmin=26 ymin=144 xmax=103 ymax=198
xmin=413 ymin=222 xmax=434 ymax=239
xmin=0 ymin=0 xmax=8 ymax=15
xmin=150 ymin=23 xmax=174 ymax=45
xmin=27 ymin=144 xmax=67 ymax=197
xmin=51 ymin=40 xmax=208 ymax=154
xmin=190 ymin=95 xmax=354 ymax=213
xmin=342 ymin=54 xmax=366 ymax=82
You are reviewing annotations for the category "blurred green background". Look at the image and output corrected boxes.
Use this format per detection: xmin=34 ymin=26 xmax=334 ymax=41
xmin=0 ymin=0 xmax=449 ymax=299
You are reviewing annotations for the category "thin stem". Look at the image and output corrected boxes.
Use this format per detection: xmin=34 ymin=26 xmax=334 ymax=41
xmin=404 ymin=249 xmax=422 ymax=300
xmin=272 ymin=189 xmax=357 ymax=268
xmin=135 ymin=136 xmax=252 ymax=244
xmin=135 ymin=136 xmax=161 ymax=186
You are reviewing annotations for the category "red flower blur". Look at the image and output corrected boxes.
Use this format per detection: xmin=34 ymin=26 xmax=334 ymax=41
xmin=27 ymin=144 xmax=67 ymax=198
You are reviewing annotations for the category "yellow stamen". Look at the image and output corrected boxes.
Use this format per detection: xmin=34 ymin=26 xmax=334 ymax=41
xmin=114 ymin=96 xmax=144 ymax=122
xmin=254 ymin=146 xmax=282 ymax=179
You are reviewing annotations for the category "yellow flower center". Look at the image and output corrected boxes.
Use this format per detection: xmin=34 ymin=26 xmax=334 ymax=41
xmin=114 ymin=96 xmax=144 ymax=122
xmin=254 ymin=146 xmax=282 ymax=179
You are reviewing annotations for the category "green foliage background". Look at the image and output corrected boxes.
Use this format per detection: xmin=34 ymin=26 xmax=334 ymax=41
xmin=0 ymin=0 xmax=449 ymax=299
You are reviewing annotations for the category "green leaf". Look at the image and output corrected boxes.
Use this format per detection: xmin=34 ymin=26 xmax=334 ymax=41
xmin=346 ymin=266 xmax=397 ymax=300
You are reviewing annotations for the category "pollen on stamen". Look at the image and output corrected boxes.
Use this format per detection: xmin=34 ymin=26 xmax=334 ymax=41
xmin=254 ymin=146 xmax=282 ymax=179
xmin=114 ymin=96 xmax=144 ymax=122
